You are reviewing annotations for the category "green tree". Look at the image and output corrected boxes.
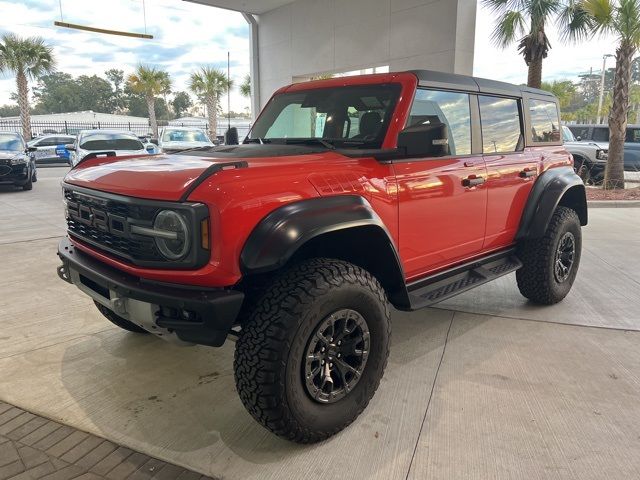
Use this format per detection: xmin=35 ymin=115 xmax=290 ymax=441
xmin=105 ymin=68 xmax=126 ymax=113
xmin=240 ymin=74 xmax=251 ymax=98
xmin=483 ymin=0 xmax=561 ymax=88
xmin=540 ymin=79 xmax=578 ymax=108
xmin=75 ymin=75 xmax=115 ymax=113
xmin=561 ymin=0 xmax=640 ymax=189
xmin=0 ymin=34 xmax=55 ymax=139
xmin=0 ymin=104 xmax=20 ymax=117
xmin=189 ymin=67 xmax=231 ymax=139
xmin=127 ymin=65 xmax=171 ymax=138
xmin=171 ymin=91 xmax=192 ymax=118
xmin=32 ymin=72 xmax=78 ymax=113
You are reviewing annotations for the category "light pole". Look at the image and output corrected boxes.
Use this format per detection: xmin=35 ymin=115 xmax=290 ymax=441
xmin=597 ymin=54 xmax=614 ymax=124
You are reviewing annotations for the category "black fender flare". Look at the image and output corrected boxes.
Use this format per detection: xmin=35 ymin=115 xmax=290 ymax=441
xmin=516 ymin=166 xmax=588 ymax=240
xmin=240 ymin=195 xmax=410 ymax=308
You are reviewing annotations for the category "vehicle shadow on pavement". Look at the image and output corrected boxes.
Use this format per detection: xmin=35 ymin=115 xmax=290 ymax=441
xmin=57 ymin=305 xmax=488 ymax=469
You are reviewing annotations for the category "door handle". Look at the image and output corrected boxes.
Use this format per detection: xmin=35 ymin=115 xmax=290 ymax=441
xmin=519 ymin=169 xmax=536 ymax=178
xmin=462 ymin=175 xmax=485 ymax=187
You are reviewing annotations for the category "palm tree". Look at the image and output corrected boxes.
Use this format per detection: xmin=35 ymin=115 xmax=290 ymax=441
xmin=127 ymin=66 xmax=171 ymax=139
xmin=483 ymin=0 xmax=561 ymax=88
xmin=0 ymin=34 xmax=55 ymax=140
xmin=240 ymin=74 xmax=251 ymax=98
xmin=189 ymin=67 xmax=232 ymax=139
xmin=561 ymin=0 xmax=640 ymax=189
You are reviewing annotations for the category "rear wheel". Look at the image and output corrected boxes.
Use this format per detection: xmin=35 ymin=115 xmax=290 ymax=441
xmin=94 ymin=301 xmax=149 ymax=334
xmin=234 ymin=258 xmax=391 ymax=443
xmin=516 ymin=207 xmax=581 ymax=305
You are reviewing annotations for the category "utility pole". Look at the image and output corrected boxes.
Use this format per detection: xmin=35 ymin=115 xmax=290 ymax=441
xmin=597 ymin=54 xmax=614 ymax=124
xmin=227 ymin=51 xmax=231 ymax=130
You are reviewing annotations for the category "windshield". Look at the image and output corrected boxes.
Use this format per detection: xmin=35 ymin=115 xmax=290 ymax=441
xmin=562 ymin=126 xmax=576 ymax=142
xmin=247 ymin=84 xmax=402 ymax=148
xmin=0 ymin=133 xmax=24 ymax=152
xmin=162 ymin=129 xmax=210 ymax=143
xmin=80 ymin=133 xmax=143 ymax=151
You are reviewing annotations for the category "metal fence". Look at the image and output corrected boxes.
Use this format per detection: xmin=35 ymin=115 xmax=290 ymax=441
xmin=0 ymin=120 xmax=251 ymax=140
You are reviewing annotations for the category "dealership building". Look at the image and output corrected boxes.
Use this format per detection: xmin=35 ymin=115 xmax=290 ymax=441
xmin=190 ymin=0 xmax=477 ymax=115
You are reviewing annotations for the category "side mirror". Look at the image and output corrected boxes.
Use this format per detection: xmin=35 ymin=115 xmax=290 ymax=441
xmin=65 ymin=144 xmax=76 ymax=151
xmin=224 ymin=127 xmax=239 ymax=145
xmin=397 ymin=121 xmax=449 ymax=157
xmin=576 ymin=136 xmax=582 ymax=141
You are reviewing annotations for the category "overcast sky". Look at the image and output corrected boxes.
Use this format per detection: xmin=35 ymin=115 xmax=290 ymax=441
xmin=0 ymin=0 xmax=624 ymax=113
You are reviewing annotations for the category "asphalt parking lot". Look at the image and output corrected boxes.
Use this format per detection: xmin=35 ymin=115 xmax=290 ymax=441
xmin=1 ymin=166 xmax=640 ymax=479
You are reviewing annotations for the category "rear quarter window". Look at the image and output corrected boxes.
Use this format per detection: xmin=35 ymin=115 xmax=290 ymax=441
xmin=529 ymin=99 xmax=561 ymax=143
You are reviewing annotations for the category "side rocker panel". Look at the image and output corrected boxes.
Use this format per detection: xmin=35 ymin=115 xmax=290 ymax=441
xmin=516 ymin=166 xmax=587 ymax=240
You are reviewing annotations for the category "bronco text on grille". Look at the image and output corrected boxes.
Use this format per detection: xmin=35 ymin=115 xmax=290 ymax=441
xmin=63 ymin=185 xmax=209 ymax=268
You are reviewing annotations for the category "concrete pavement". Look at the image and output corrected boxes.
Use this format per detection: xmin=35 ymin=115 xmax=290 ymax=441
xmin=1 ymin=167 xmax=639 ymax=479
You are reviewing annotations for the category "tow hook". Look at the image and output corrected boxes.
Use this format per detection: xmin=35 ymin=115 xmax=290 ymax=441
xmin=57 ymin=264 xmax=71 ymax=284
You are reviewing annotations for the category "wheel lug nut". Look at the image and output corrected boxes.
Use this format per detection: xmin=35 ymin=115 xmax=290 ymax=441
xmin=321 ymin=360 xmax=325 ymax=365
xmin=329 ymin=363 xmax=333 ymax=367
xmin=337 ymin=353 xmax=341 ymax=358
xmin=338 ymin=340 xmax=341 ymax=345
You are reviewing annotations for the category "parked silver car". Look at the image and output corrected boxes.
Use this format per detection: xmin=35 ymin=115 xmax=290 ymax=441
xmin=562 ymin=126 xmax=608 ymax=185
xmin=67 ymin=130 xmax=154 ymax=166
xmin=158 ymin=127 xmax=214 ymax=153
xmin=27 ymin=134 xmax=76 ymax=165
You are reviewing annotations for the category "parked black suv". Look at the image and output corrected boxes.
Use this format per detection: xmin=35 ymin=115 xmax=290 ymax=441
xmin=0 ymin=132 xmax=37 ymax=190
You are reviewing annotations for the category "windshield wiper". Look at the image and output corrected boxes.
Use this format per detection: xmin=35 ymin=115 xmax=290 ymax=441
xmin=167 ymin=146 xmax=216 ymax=155
xmin=284 ymin=138 xmax=336 ymax=150
xmin=244 ymin=138 xmax=271 ymax=144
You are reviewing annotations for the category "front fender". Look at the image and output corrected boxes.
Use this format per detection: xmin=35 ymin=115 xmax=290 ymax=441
xmin=240 ymin=195 xmax=394 ymax=274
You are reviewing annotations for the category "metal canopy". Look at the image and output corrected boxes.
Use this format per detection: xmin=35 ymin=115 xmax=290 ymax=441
xmin=184 ymin=0 xmax=296 ymax=14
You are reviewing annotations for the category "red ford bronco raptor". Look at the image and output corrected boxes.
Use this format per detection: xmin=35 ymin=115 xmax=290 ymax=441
xmin=57 ymin=70 xmax=586 ymax=443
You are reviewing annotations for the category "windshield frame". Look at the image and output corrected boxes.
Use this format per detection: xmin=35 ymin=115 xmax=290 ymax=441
xmin=246 ymin=83 xmax=403 ymax=150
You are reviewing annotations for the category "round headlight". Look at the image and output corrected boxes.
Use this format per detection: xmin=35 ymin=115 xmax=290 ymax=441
xmin=153 ymin=210 xmax=190 ymax=260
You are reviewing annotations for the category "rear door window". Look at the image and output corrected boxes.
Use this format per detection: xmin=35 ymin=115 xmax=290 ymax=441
xmin=528 ymin=99 xmax=560 ymax=143
xmin=479 ymin=96 xmax=522 ymax=153
xmin=592 ymin=127 xmax=609 ymax=142
xmin=626 ymin=127 xmax=640 ymax=143
xmin=406 ymin=89 xmax=472 ymax=156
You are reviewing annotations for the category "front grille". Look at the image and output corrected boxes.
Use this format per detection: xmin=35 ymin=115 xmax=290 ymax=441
xmin=64 ymin=187 xmax=163 ymax=263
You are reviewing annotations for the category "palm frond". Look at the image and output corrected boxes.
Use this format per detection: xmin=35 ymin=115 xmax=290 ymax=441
xmin=491 ymin=10 xmax=527 ymax=48
xmin=0 ymin=34 xmax=55 ymax=78
xmin=582 ymin=0 xmax=615 ymax=35
xmin=557 ymin=0 xmax=594 ymax=42
xmin=615 ymin=0 xmax=640 ymax=47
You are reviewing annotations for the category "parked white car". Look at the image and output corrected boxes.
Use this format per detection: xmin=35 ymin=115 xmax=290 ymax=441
xmin=158 ymin=127 xmax=214 ymax=153
xmin=562 ymin=126 xmax=608 ymax=185
xmin=27 ymin=134 xmax=76 ymax=165
xmin=67 ymin=130 xmax=154 ymax=166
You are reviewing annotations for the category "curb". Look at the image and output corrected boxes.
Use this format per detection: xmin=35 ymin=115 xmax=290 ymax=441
xmin=587 ymin=200 xmax=640 ymax=208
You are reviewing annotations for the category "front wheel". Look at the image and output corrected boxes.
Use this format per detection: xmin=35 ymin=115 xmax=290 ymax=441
xmin=234 ymin=258 xmax=391 ymax=443
xmin=516 ymin=206 xmax=582 ymax=305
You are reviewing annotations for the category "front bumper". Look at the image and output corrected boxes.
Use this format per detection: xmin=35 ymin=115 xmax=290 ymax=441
xmin=57 ymin=237 xmax=244 ymax=347
xmin=0 ymin=164 xmax=30 ymax=185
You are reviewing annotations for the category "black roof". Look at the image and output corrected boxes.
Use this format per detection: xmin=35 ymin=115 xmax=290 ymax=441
xmin=408 ymin=69 xmax=555 ymax=99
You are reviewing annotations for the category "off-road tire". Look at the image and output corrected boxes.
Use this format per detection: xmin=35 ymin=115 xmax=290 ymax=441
xmin=516 ymin=206 xmax=581 ymax=305
xmin=234 ymin=258 xmax=391 ymax=443
xmin=94 ymin=300 xmax=149 ymax=334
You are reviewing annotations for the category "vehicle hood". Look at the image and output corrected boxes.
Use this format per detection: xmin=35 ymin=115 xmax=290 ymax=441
xmin=0 ymin=151 xmax=22 ymax=161
xmin=63 ymin=144 xmax=336 ymax=201
xmin=565 ymin=140 xmax=608 ymax=150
